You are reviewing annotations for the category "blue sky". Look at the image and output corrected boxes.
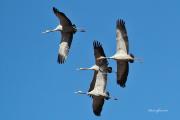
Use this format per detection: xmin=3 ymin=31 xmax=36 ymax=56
xmin=0 ymin=0 xmax=180 ymax=119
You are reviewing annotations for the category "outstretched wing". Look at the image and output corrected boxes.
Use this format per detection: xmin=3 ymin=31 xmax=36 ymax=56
xmin=57 ymin=32 xmax=73 ymax=64
xmin=116 ymin=19 xmax=129 ymax=53
xmin=89 ymin=41 xmax=109 ymax=116
xmin=93 ymin=41 xmax=108 ymax=66
xmin=89 ymin=70 xmax=107 ymax=92
xmin=53 ymin=7 xmax=72 ymax=26
xmin=92 ymin=96 xmax=105 ymax=116
xmin=117 ymin=61 xmax=129 ymax=88
xmin=88 ymin=71 xmax=98 ymax=92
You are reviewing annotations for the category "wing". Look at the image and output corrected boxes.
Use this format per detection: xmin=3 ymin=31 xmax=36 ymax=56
xmin=116 ymin=19 xmax=129 ymax=53
xmin=93 ymin=41 xmax=108 ymax=66
xmin=57 ymin=32 xmax=73 ymax=64
xmin=91 ymin=71 xmax=107 ymax=95
xmin=117 ymin=61 xmax=129 ymax=88
xmin=88 ymin=71 xmax=98 ymax=92
xmin=92 ymin=96 xmax=105 ymax=116
xmin=53 ymin=7 xmax=72 ymax=26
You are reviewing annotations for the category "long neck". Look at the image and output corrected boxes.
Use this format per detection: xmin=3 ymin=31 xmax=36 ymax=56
xmin=97 ymin=56 xmax=113 ymax=60
xmin=79 ymin=65 xmax=99 ymax=71
xmin=42 ymin=29 xmax=56 ymax=34
xmin=74 ymin=91 xmax=87 ymax=95
xmin=79 ymin=68 xmax=91 ymax=70
xmin=42 ymin=25 xmax=62 ymax=34
xmin=106 ymin=56 xmax=114 ymax=59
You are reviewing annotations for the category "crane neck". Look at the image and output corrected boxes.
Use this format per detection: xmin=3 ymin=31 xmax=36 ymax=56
xmin=79 ymin=68 xmax=91 ymax=70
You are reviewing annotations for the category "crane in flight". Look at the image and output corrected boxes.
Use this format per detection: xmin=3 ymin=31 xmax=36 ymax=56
xmin=75 ymin=41 xmax=117 ymax=116
xmin=42 ymin=7 xmax=85 ymax=64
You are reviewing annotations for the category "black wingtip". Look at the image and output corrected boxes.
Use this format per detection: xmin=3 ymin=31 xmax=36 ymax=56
xmin=93 ymin=111 xmax=101 ymax=116
xmin=130 ymin=53 xmax=134 ymax=63
xmin=93 ymin=40 xmax=102 ymax=49
xmin=117 ymin=19 xmax=125 ymax=25
xmin=105 ymin=91 xmax=110 ymax=100
xmin=116 ymin=19 xmax=126 ymax=29
xmin=57 ymin=54 xmax=66 ymax=64
xmin=117 ymin=80 xmax=126 ymax=88
xmin=120 ymin=84 xmax=126 ymax=88
xmin=53 ymin=7 xmax=59 ymax=13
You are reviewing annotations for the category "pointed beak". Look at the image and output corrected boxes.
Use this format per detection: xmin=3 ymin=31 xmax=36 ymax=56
xmin=74 ymin=90 xmax=87 ymax=94
xmin=76 ymin=68 xmax=88 ymax=70
xmin=42 ymin=29 xmax=58 ymax=34
xmin=42 ymin=30 xmax=50 ymax=34
xmin=78 ymin=68 xmax=88 ymax=70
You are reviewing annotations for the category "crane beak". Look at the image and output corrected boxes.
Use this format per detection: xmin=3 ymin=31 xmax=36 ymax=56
xmin=42 ymin=29 xmax=58 ymax=34
xmin=78 ymin=68 xmax=86 ymax=70
xmin=77 ymin=68 xmax=91 ymax=70
xmin=74 ymin=90 xmax=87 ymax=95
xmin=42 ymin=30 xmax=51 ymax=34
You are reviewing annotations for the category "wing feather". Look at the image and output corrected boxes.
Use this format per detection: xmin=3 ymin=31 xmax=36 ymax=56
xmin=92 ymin=96 xmax=105 ymax=116
xmin=117 ymin=61 xmax=129 ymax=87
xmin=93 ymin=40 xmax=108 ymax=66
xmin=116 ymin=19 xmax=129 ymax=53
xmin=57 ymin=32 xmax=73 ymax=64
xmin=53 ymin=7 xmax=72 ymax=26
xmin=89 ymin=41 xmax=110 ymax=116
xmin=88 ymin=71 xmax=98 ymax=92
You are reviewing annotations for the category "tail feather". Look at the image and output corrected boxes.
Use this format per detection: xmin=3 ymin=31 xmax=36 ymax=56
xmin=105 ymin=91 xmax=110 ymax=100
xmin=77 ymin=29 xmax=86 ymax=32
xmin=72 ymin=24 xmax=77 ymax=33
xmin=72 ymin=24 xmax=85 ymax=32
xmin=130 ymin=53 xmax=134 ymax=63
xmin=76 ymin=27 xmax=86 ymax=32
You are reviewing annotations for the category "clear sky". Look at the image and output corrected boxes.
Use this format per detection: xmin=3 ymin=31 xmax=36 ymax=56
xmin=0 ymin=0 xmax=179 ymax=120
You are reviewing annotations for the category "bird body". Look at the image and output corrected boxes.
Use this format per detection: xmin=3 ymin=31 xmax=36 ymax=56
xmin=115 ymin=19 xmax=134 ymax=87
xmin=108 ymin=20 xmax=134 ymax=62
xmin=42 ymin=7 xmax=85 ymax=64
xmin=114 ymin=19 xmax=134 ymax=87
xmin=107 ymin=49 xmax=133 ymax=61
xmin=88 ymin=71 xmax=108 ymax=97
xmin=98 ymin=19 xmax=134 ymax=87
xmin=76 ymin=41 xmax=113 ymax=116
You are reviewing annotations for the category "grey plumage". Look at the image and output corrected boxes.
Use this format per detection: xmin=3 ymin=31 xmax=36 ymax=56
xmin=116 ymin=19 xmax=134 ymax=87
xmin=53 ymin=7 xmax=76 ymax=64
xmin=88 ymin=41 xmax=111 ymax=116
